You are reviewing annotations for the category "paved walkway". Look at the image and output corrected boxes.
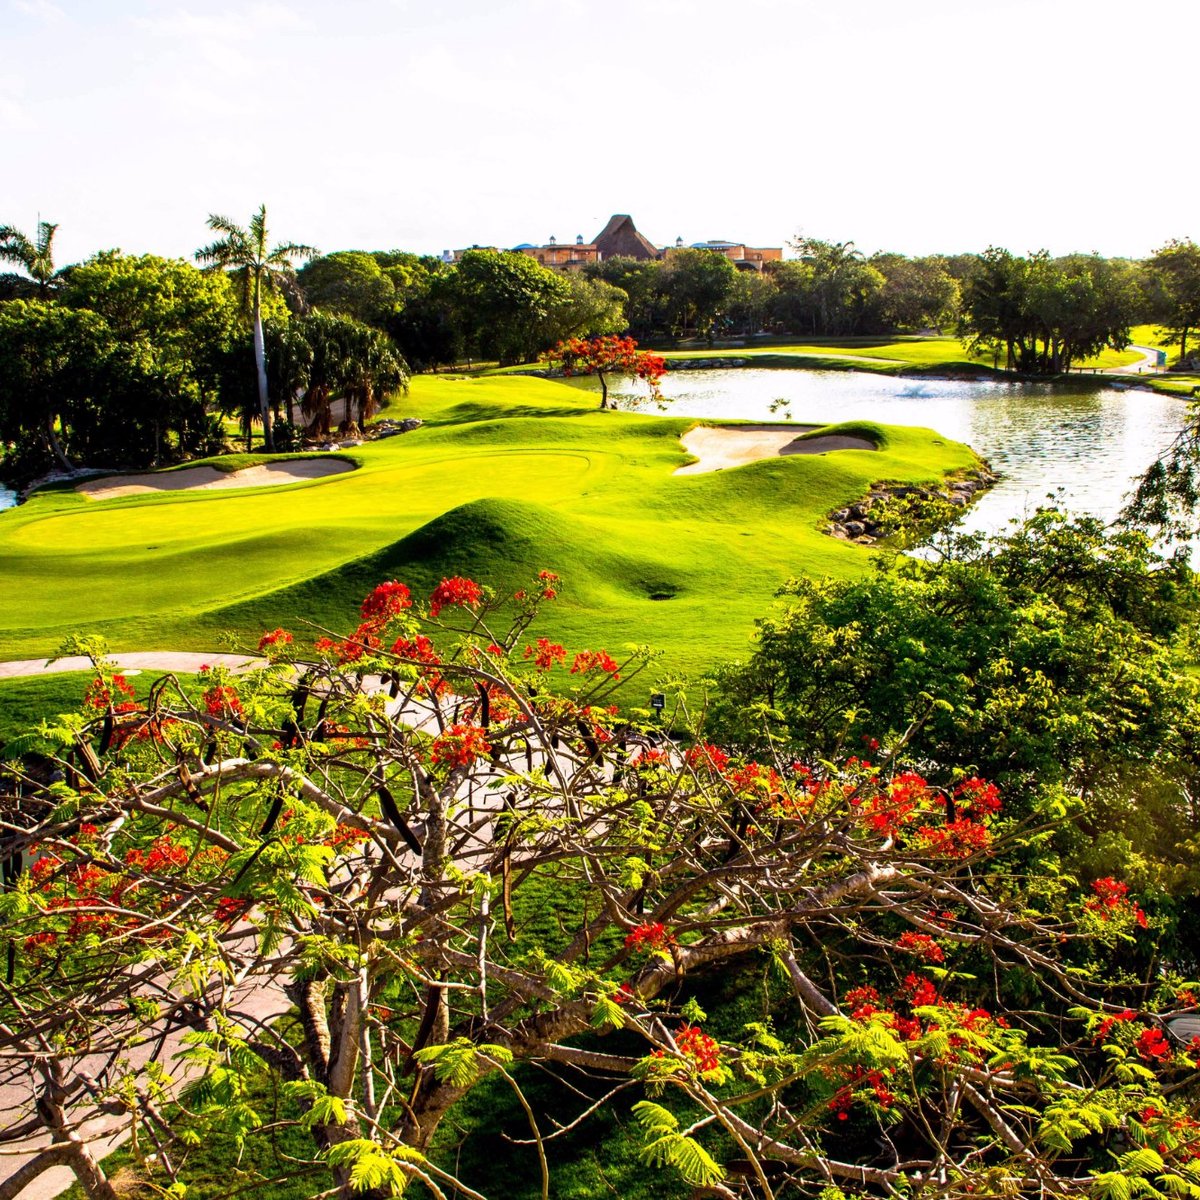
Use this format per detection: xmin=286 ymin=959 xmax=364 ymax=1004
xmin=1112 ymin=344 xmax=1163 ymax=375
xmin=0 ymin=653 xmax=261 ymax=681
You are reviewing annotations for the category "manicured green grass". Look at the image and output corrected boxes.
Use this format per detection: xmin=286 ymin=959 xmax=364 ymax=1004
xmin=0 ymin=671 xmax=209 ymax=756
xmin=1130 ymin=324 xmax=1172 ymax=350
xmin=0 ymin=375 xmax=977 ymax=686
xmin=1147 ymin=373 xmax=1200 ymax=396
xmin=0 ymin=673 xmax=93 ymax=752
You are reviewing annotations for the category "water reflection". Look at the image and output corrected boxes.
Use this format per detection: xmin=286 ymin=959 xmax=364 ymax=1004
xmin=612 ymin=369 xmax=1190 ymax=537
xmin=0 ymin=484 xmax=15 ymax=512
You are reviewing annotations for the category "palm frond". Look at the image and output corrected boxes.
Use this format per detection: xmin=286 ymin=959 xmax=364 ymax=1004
xmin=35 ymin=221 xmax=57 ymax=257
xmin=0 ymin=226 xmax=36 ymax=273
xmin=205 ymin=213 xmax=245 ymax=237
xmin=268 ymin=241 xmax=317 ymax=266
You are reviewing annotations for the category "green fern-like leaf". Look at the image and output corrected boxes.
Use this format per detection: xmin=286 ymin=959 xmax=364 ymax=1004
xmin=591 ymin=993 xmax=627 ymax=1031
xmin=633 ymin=1100 xmax=679 ymax=1133
xmin=631 ymin=1101 xmax=723 ymax=1187
xmin=1091 ymin=1170 xmax=1134 ymax=1200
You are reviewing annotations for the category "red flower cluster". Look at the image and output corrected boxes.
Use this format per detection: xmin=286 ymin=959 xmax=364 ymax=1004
xmin=391 ymin=634 xmax=440 ymax=665
xmin=896 ymin=931 xmax=946 ymax=963
xmin=311 ymin=582 xmax=418 ymax=666
xmin=1135 ymin=1027 xmax=1173 ymax=1062
xmin=902 ymin=973 xmax=942 ymax=1008
xmin=854 ymin=770 xmax=934 ymax=838
xmin=845 ymin=985 xmax=881 ymax=1018
xmin=429 ymin=723 xmax=491 ymax=768
xmin=84 ymin=673 xmax=138 ymax=714
xmin=202 ymin=685 xmax=243 ymax=719
xmin=1095 ymin=1009 xmax=1137 ymax=1041
xmin=125 ymin=835 xmax=190 ymax=872
xmin=429 ymin=577 xmax=484 ymax=619
xmin=390 ymin=634 xmax=447 ymax=697
xmin=257 ymin=627 xmax=293 ymax=653
xmin=674 ymin=1025 xmax=721 ymax=1073
xmin=685 ymin=743 xmax=730 ymax=773
xmin=612 ymin=983 xmax=637 ymax=1006
xmin=829 ymin=1066 xmax=896 ymax=1120
xmin=214 ymin=896 xmax=248 ymax=924
xmin=624 ymin=921 xmax=674 ymax=952
xmin=629 ymin=747 xmax=669 ymax=768
xmin=1136 ymin=1107 xmax=1200 ymax=1164
xmin=538 ymin=569 xmax=559 ymax=600
xmin=570 ymin=649 xmax=620 ymax=679
xmin=524 ymin=638 xmax=566 ymax=670
xmin=360 ymin=580 xmax=412 ymax=624
xmin=913 ymin=818 xmax=993 ymax=860
xmin=954 ymin=776 xmax=1001 ymax=817
xmin=337 ymin=629 xmax=383 ymax=664
xmin=327 ymin=823 xmax=371 ymax=848
xmin=1085 ymin=876 xmax=1150 ymax=928
xmin=726 ymin=761 xmax=785 ymax=798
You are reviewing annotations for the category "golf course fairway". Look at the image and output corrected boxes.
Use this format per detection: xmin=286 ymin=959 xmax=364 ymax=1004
xmin=0 ymin=374 xmax=979 ymax=683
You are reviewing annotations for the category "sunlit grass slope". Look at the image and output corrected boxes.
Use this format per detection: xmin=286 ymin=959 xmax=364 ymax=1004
xmin=0 ymin=375 xmax=977 ymax=681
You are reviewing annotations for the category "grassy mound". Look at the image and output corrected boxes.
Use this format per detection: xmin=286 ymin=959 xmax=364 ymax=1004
xmin=0 ymin=375 xmax=978 ymax=684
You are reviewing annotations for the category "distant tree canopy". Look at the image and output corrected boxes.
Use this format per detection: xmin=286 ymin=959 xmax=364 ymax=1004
xmin=959 ymin=248 xmax=1139 ymax=373
xmin=0 ymin=219 xmax=1195 ymax=479
xmin=1146 ymin=238 xmax=1200 ymax=363
xmin=0 ymin=294 xmax=224 ymax=472
xmin=659 ymin=247 xmax=738 ymax=337
xmin=297 ymin=250 xmax=397 ymax=325
xmin=445 ymin=249 xmax=573 ymax=365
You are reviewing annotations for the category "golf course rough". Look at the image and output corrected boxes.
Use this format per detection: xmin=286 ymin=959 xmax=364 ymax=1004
xmin=0 ymin=375 xmax=978 ymax=681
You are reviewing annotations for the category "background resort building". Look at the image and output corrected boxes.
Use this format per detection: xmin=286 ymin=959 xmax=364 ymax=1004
xmin=665 ymin=238 xmax=783 ymax=271
xmin=439 ymin=214 xmax=782 ymax=272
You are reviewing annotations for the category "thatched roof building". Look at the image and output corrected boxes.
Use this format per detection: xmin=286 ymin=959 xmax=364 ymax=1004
xmin=593 ymin=214 xmax=660 ymax=261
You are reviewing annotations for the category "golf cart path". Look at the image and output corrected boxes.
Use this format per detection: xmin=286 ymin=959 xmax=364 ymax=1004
xmin=0 ymin=652 xmax=261 ymax=680
xmin=1112 ymin=344 xmax=1161 ymax=375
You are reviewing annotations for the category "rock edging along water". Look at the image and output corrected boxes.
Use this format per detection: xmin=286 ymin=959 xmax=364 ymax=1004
xmin=826 ymin=466 xmax=999 ymax=544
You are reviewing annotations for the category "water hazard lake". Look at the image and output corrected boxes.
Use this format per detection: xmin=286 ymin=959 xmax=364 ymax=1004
xmin=611 ymin=368 xmax=1191 ymax=537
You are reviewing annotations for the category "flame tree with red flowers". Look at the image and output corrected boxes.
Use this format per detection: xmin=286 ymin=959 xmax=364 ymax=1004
xmin=545 ymin=334 xmax=667 ymax=410
xmin=0 ymin=574 xmax=1197 ymax=1200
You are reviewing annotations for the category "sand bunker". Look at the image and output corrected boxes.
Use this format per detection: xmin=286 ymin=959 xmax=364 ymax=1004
xmin=77 ymin=458 xmax=354 ymax=501
xmin=675 ymin=424 xmax=876 ymax=475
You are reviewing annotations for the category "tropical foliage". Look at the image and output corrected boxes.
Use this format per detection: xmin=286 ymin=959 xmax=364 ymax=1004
xmin=0 ymin=219 xmax=60 ymax=298
xmin=196 ymin=205 xmax=316 ymax=451
xmin=1 ymin=573 xmax=1198 ymax=1199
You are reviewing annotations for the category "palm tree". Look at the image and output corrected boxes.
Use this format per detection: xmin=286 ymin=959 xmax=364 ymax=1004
xmin=196 ymin=206 xmax=314 ymax=451
xmin=0 ymin=220 xmax=59 ymax=295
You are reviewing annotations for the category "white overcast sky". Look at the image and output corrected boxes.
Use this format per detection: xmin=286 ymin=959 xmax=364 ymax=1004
xmin=3 ymin=0 xmax=1196 ymax=267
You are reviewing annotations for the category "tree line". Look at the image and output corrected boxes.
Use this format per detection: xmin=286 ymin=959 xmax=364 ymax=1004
xmin=4 ymin=210 xmax=1200 ymax=476
xmin=235 ymin=234 xmax=1200 ymax=372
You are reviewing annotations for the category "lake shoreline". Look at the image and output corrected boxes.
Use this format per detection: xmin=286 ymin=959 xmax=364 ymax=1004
xmin=518 ymin=355 xmax=1171 ymax=396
